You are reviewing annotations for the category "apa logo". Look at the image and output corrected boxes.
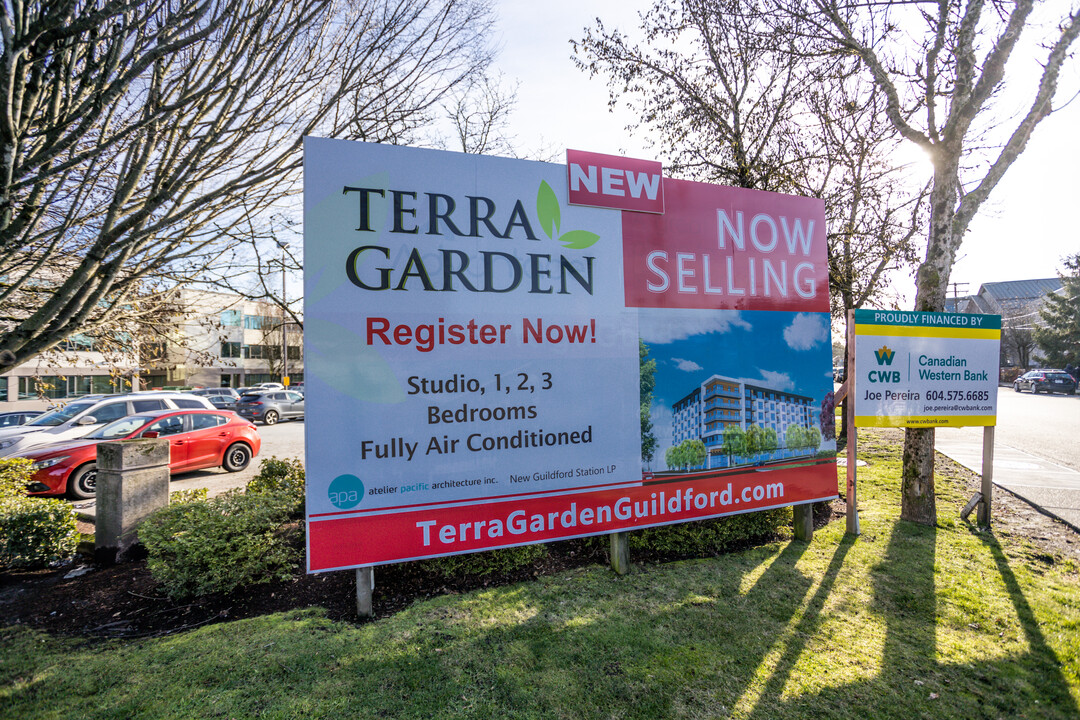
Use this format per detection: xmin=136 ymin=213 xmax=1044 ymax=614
xmin=874 ymin=345 xmax=895 ymax=366
xmin=537 ymin=181 xmax=601 ymax=249
xmin=328 ymin=474 xmax=364 ymax=510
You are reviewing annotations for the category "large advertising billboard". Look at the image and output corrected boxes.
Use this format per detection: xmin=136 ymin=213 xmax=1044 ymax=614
xmin=304 ymin=140 xmax=838 ymax=572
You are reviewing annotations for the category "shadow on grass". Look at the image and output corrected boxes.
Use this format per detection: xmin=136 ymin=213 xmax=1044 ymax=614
xmin=490 ymin=538 xmax=819 ymax=718
xmin=3 ymin=522 xmax=1075 ymax=719
xmin=741 ymin=533 xmax=856 ymax=719
xmin=975 ymin=528 xmax=1079 ymax=716
xmin=749 ymin=521 xmax=1080 ymax=720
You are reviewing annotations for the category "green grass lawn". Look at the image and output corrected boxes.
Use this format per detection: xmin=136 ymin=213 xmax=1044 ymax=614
xmin=2 ymin=430 xmax=1078 ymax=719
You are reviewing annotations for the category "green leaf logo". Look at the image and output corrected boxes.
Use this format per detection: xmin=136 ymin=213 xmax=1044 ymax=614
xmin=557 ymin=230 xmax=600 ymax=249
xmin=536 ymin=181 xmax=600 ymax=250
xmin=537 ymin=180 xmax=561 ymax=238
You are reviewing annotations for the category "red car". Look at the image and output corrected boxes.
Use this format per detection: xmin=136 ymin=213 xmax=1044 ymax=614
xmin=22 ymin=409 xmax=261 ymax=500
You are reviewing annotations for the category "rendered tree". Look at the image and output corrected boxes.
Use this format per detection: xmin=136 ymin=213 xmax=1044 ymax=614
xmin=762 ymin=427 xmax=779 ymax=456
xmin=820 ymin=391 xmax=836 ymax=442
xmin=785 ymin=424 xmax=805 ymax=453
xmin=801 ymin=0 xmax=1080 ymax=524
xmin=665 ymin=443 xmax=685 ymax=472
xmin=722 ymin=425 xmax=747 ymax=465
xmin=684 ymin=439 xmax=707 ymax=469
xmin=0 ymin=0 xmax=495 ymax=373
xmin=639 ymin=341 xmax=659 ymax=464
xmin=744 ymin=424 xmax=765 ymax=458
xmin=1034 ymin=254 xmax=1080 ymax=369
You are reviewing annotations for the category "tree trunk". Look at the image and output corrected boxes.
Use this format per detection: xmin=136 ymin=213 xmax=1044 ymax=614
xmin=901 ymin=428 xmax=937 ymax=523
xmin=899 ymin=160 xmax=962 ymax=526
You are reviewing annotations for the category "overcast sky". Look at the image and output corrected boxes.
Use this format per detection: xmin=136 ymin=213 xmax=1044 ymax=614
xmin=491 ymin=0 xmax=1080 ymax=303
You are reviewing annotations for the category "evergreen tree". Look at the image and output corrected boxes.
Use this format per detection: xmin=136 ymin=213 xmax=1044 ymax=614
xmin=1034 ymin=254 xmax=1080 ymax=369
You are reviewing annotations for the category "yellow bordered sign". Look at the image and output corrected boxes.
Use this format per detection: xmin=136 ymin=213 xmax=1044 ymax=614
xmin=852 ymin=310 xmax=1001 ymax=428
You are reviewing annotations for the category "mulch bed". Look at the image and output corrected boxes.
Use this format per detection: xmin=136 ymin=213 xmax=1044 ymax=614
xmin=2 ymin=461 xmax=1076 ymax=640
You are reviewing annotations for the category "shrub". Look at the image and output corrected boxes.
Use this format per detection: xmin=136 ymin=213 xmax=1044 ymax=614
xmin=419 ymin=543 xmax=549 ymax=579
xmin=169 ymin=488 xmax=208 ymax=504
xmin=246 ymin=456 xmax=305 ymax=516
xmin=0 ymin=459 xmax=79 ymax=569
xmin=627 ymin=508 xmax=792 ymax=557
xmin=0 ymin=457 xmax=34 ymax=499
xmin=0 ymin=498 xmax=80 ymax=569
xmin=139 ymin=490 xmax=300 ymax=600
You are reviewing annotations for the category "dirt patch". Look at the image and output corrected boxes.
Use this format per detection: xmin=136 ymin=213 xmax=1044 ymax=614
xmin=1 ymin=458 xmax=1074 ymax=639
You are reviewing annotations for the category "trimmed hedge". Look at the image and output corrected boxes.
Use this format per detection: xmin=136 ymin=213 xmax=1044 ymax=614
xmin=0 ymin=458 xmax=79 ymax=569
xmin=139 ymin=490 xmax=300 ymax=600
xmin=419 ymin=543 xmax=549 ymax=579
xmin=246 ymin=456 xmax=305 ymax=516
xmin=627 ymin=507 xmax=792 ymax=557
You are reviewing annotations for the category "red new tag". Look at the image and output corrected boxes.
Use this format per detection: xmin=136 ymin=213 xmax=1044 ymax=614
xmin=566 ymin=149 xmax=664 ymax=214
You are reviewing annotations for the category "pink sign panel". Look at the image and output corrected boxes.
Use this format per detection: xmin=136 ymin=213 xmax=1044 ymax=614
xmin=622 ymin=178 xmax=829 ymax=313
xmin=566 ymin=149 xmax=665 ymax=214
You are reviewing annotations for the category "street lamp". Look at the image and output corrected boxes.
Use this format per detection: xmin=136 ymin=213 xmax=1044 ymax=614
xmin=277 ymin=239 xmax=289 ymax=385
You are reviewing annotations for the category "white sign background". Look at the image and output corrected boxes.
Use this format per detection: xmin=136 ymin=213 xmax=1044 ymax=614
xmin=303 ymin=139 xmax=642 ymax=517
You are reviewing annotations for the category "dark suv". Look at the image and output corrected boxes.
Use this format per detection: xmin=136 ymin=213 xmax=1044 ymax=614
xmin=235 ymin=390 xmax=304 ymax=425
xmin=1013 ymin=369 xmax=1077 ymax=395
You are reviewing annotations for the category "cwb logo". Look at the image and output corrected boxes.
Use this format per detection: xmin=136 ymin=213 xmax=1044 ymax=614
xmin=328 ymin=474 xmax=364 ymax=509
xmin=868 ymin=345 xmax=900 ymax=383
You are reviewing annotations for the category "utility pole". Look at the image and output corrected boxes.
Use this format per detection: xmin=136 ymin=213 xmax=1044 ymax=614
xmin=278 ymin=240 xmax=289 ymax=385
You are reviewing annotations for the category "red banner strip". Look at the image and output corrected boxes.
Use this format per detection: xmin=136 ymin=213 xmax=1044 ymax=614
xmin=308 ymin=460 xmax=838 ymax=572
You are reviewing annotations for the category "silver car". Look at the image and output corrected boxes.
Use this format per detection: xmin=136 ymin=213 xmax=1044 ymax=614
xmin=234 ymin=390 xmax=304 ymax=425
xmin=0 ymin=392 xmax=215 ymax=457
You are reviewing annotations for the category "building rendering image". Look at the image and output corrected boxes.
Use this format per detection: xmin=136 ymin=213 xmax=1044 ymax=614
xmin=671 ymin=373 xmax=821 ymax=470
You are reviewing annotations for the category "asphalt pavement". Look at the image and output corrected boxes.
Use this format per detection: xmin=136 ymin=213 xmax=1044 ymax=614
xmin=935 ymin=385 xmax=1080 ymax=532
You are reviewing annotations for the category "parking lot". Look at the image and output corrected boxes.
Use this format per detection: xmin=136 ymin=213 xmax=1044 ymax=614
xmin=72 ymin=418 xmax=305 ymax=518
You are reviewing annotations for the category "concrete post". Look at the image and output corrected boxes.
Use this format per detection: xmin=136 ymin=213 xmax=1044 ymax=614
xmin=95 ymin=438 xmax=170 ymax=563
xmin=356 ymin=567 xmax=375 ymax=618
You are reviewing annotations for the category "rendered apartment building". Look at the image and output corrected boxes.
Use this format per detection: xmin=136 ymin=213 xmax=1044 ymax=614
xmin=0 ymin=289 xmax=302 ymax=411
xmin=671 ymin=374 xmax=819 ymax=470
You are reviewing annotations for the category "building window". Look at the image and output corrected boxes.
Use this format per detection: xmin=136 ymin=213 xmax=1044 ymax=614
xmin=58 ymin=334 xmax=96 ymax=352
xmin=67 ymin=375 xmax=120 ymax=396
xmin=19 ymin=376 xmax=67 ymax=400
xmin=244 ymin=314 xmax=277 ymax=330
xmin=221 ymin=341 xmax=242 ymax=359
xmin=141 ymin=341 xmax=168 ymax=361
xmin=221 ymin=309 xmax=243 ymax=327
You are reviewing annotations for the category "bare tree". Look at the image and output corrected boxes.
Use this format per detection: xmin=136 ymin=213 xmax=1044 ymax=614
xmin=574 ymin=0 xmax=929 ymax=448
xmin=799 ymin=0 xmax=1080 ymax=524
xmin=573 ymin=0 xmax=810 ymax=192
xmin=0 ymin=0 xmax=495 ymax=374
xmin=798 ymin=73 xmax=928 ymax=320
xmin=443 ymin=72 xmax=521 ymax=156
xmin=574 ymin=0 xmax=926 ymax=300
xmin=1000 ymin=308 xmax=1038 ymax=370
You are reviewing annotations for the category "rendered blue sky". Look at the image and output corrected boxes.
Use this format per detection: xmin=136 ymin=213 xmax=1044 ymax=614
xmin=638 ymin=308 xmax=835 ymax=468
xmin=639 ymin=308 xmax=834 ymax=410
